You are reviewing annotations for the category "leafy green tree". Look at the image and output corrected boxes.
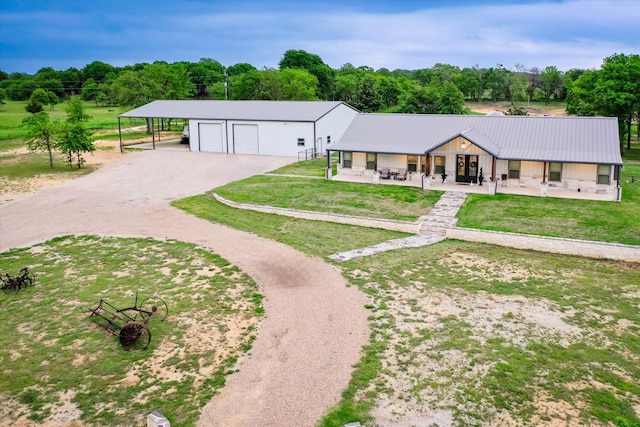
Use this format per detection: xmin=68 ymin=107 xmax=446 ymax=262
xmin=526 ymin=66 xmax=541 ymax=104
xmin=226 ymin=63 xmax=257 ymax=76
xmin=540 ymin=66 xmax=563 ymax=104
xmin=566 ymin=70 xmax=598 ymax=116
xmin=61 ymin=67 xmax=83 ymax=97
xmin=279 ymin=68 xmax=319 ymax=100
xmin=22 ymin=112 xmax=58 ymax=167
xmin=334 ymin=73 xmax=359 ymax=103
xmin=399 ymin=83 xmax=439 ymax=113
xmin=81 ymin=78 xmax=99 ymax=102
xmin=454 ymin=68 xmax=481 ymax=100
xmin=186 ymin=58 xmax=224 ymax=98
xmin=279 ymin=49 xmax=335 ymax=99
xmin=46 ymin=91 xmax=59 ymax=110
xmin=595 ymin=53 xmax=640 ymax=149
xmin=507 ymin=72 xmax=528 ymax=103
xmin=25 ymin=88 xmax=49 ymax=113
xmin=376 ymin=76 xmax=401 ymax=109
xmin=229 ymin=69 xmax=261 ymax=99
xmin=437 ymin=81 xmax=466 ymax=114
xmin=58 ymin=121 xmax=95 ymax=169
xmin=352 ymin=75 xmax=382 ymax=112
xmin=81 ymin=61 xmax=116 ymax=82
xmin=258 ymin=68 xmax=283 ymax=100
xmin=65 ymin=96 xmax=90 ymax=123
xmin=0 ymin=88 xmax=6 ymax=109
xmin=6 ymin=79 xmax=38 ymax=100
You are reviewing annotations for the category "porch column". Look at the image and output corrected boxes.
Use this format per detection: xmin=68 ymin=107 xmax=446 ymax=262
xmin=491 ymin=156 xmax=496 ymax=180
xmin=542 ymin=162 xmax=547 ymax=183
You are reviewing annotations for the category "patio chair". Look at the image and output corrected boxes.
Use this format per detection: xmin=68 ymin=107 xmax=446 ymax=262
xmin=378 ymin=168 xmax=391 ymax=179
xmin=396 ymin=169 xmax=407 ymax=181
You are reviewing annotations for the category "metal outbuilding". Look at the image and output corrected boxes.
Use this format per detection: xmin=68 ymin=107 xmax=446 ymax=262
xmin=118 ymin=100 xmax=359 ymax=158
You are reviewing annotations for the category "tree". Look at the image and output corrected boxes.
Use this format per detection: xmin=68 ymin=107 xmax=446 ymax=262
xmin=399 ymin=83 xmax=439 ymax=113
xmin=437 ymin=82 xmax=465 ymax=114
xmin=22 ymin=112 xmax=58 ymax=168
xmin=526 ymin=66 xmax=541 ymax=104
xmin=65 ymin=96 xmax=90 ymax=123
xmin=279 ymin=49 xmax=335 ymax=99
xmin=81 ymin=61 xmax=116 ymax=82
xmin=0 ymin=88 xmax=6 ymax=109
xmin=25 ymin=88 xmax=49 ymax=113
xmin=81 ymin=78 xmax=99 ymax=103
xmin=279 ymin=68 xmax=318 ymax=100
xmin=566 ymin=70 xmax=598 ymax=116
xmin=540 ymin=66 xmax=563 ymax=104
xmin=595 ymin=53 xmax=640 ymax=150
xmin=352 ymin=75 xmax=382 ymax=112
xmin=229 ymin=69 xmax=261 ymax=100
xmin=58 ymin=121 xmax=95 ymax=169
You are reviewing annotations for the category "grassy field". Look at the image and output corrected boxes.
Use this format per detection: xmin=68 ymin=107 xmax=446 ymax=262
xmin=173 ymin=192 xmax=640 ymax=426
xmin=457 ymin=162 xmax=640 ymax=245
xmin=214 ymin=175 xmax=443 ymax=221
xmin=0 ymin=236 xmax=262 ymax=426
xmin=0 ymin=100 xmax=146 ymax=145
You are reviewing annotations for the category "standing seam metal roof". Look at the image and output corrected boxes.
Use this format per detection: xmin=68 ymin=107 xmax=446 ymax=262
xmin=119 ymin=100 xmax=355 ymax=122
xmin=329 ymin=113 xmax=622 ymax=165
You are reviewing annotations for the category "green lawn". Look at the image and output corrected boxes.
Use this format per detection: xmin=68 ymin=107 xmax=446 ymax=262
xmin=0 ymin=100 xmax=146 ymax=146
xmin=457 ymin=162 xmax=640 ymax=245
xmin=0 ymin=236 xmax=262 ymax=426
xmin=214 ymin=175 xmax=443 ymax=222
xmin=173 ymin=192 xmax=640 ymax=427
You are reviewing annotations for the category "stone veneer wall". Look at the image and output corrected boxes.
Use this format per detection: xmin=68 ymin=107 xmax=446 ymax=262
xmin=447 ymin=227 xmax=640 ymax=263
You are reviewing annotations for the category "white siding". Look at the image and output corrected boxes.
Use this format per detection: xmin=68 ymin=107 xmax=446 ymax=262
xmin=251 ymin=121 xmax=314 ymax=156
xmin=378 ymin=154 xmax=406 ymax=170
xmin=316 ymin=103 xmax=359 ymax=151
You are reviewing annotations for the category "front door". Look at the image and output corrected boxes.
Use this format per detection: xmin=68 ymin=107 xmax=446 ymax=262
xmin=456 ymin=155 xmax=478 ymax=183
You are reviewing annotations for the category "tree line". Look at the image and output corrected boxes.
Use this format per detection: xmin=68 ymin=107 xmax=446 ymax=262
xmin=1 ymin=50 xmax=638 ymax=146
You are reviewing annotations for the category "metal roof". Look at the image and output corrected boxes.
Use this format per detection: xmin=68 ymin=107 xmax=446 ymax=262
xmin=119 ymin=100 xmax=355 ymax=122
xmin=330 ymin=113 xmax=623 ymax=165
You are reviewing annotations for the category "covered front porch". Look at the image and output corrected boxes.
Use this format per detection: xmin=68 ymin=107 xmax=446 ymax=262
xmin=330 ymin=172 xmax=619 ymax=201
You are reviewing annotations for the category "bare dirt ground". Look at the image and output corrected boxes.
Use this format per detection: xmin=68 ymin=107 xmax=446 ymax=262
xmin=468 ymin=102 xmax=566 ymax=117
xmin=0 ymin=149 xmax=370 ymax=427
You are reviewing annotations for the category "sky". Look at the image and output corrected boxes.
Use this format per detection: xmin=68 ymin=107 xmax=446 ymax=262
xmin=0 ymin=0 xmax=638 ymax=75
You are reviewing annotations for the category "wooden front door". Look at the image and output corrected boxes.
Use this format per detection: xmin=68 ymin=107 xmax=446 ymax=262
xmin=456 ymin=154 xmax=478 ymax=183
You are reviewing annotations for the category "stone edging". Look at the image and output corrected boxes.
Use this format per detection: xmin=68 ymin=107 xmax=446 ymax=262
xmin=447 ymin=227 xmax=640 ymax=263
xmin=211 ymin=192 xmax=422 ymax=233
xmin=211 ymin=193 xmax=640 ymax=263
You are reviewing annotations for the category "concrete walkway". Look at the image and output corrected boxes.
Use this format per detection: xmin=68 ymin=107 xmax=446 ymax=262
xmin=328 ymin=192 xmax=467 ymax=262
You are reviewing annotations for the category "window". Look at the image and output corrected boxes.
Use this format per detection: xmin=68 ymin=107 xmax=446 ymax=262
xmin=549 ymin=162 xmax=562 ymax=182
xmin=508 ymin=160 xmax=521 ymax=179
xmin=597 ymin=164 xmax=611 ymax=184
xmin=434 ymin=156 xmax=445 ymax=174
xmin=297 ymin=138 xmax=305 ymax=146
xmin=407 ymin=155 xmax=418 ymax=172
xmin=366 ymin=153 xmax=377 ymax=170
xmin=327 ymin=135 xmax=331 ymax=144
xmin=343 ymin=151 xmax=352 ymax=168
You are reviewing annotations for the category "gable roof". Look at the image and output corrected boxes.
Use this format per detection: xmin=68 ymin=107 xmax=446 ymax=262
xmin=119 ymin=100 xmax=356 ymax=122
xmin=330 ymin=113 xmax=623 ymax=165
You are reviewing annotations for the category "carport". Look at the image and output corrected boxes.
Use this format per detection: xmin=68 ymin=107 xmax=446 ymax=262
xmin=118 ymin=105 xmax=189 ymax=153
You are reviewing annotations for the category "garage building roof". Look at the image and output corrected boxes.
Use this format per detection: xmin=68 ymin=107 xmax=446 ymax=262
xmin=119 ymin=100 xmax=354 ymax=122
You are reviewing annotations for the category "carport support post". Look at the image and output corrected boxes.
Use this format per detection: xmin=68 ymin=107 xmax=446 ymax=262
xmin=118 ymin=117 xmax=123 ymax=153
xmin=326 ymin=149 xmax=332 ymax=180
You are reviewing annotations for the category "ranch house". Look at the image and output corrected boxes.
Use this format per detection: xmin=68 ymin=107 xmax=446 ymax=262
xmin=328 ymin=114 xmax=623 ymax=201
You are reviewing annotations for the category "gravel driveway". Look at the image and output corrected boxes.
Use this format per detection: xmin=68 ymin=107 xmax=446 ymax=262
xmin=0 ymin=150 xmax=369 ymax=427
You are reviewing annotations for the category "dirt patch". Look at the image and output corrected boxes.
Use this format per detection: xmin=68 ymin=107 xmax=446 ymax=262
xmin=0 ymin=142 xmax=126 ymax=206
xmin=468 ymin=102 xmax=566 ymax=117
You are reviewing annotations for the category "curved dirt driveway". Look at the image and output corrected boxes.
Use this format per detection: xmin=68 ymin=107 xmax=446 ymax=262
xmin=0 ymin=150 xmax=369 ymax=427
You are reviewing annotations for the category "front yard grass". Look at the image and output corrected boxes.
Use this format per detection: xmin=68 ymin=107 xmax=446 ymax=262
xmin=214 ymin=175 xmax=443 ymax=222
xmin=174 ymin=193 xmax=640 ymax=426
xmin=457 ymin=162 xmax=640 ymax=245
xmin=0 ymin=236 xmax=262 ymax=427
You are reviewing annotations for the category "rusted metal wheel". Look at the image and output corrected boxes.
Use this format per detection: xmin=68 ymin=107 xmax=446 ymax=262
xmin=119 ymin=321 xmax=151 ymax=351
xmin=140 ymin=296 xmax=168 ymax=322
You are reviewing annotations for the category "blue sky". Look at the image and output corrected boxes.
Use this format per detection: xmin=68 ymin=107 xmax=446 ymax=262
xmin=0 ymin=0 xmax=638 ymax=74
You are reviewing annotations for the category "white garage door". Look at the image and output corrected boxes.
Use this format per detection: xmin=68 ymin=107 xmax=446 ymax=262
xmin=199 ymin=123 xmax=224 ymax=152
xmin=233 ymin=124 xmax=259 ymax=154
